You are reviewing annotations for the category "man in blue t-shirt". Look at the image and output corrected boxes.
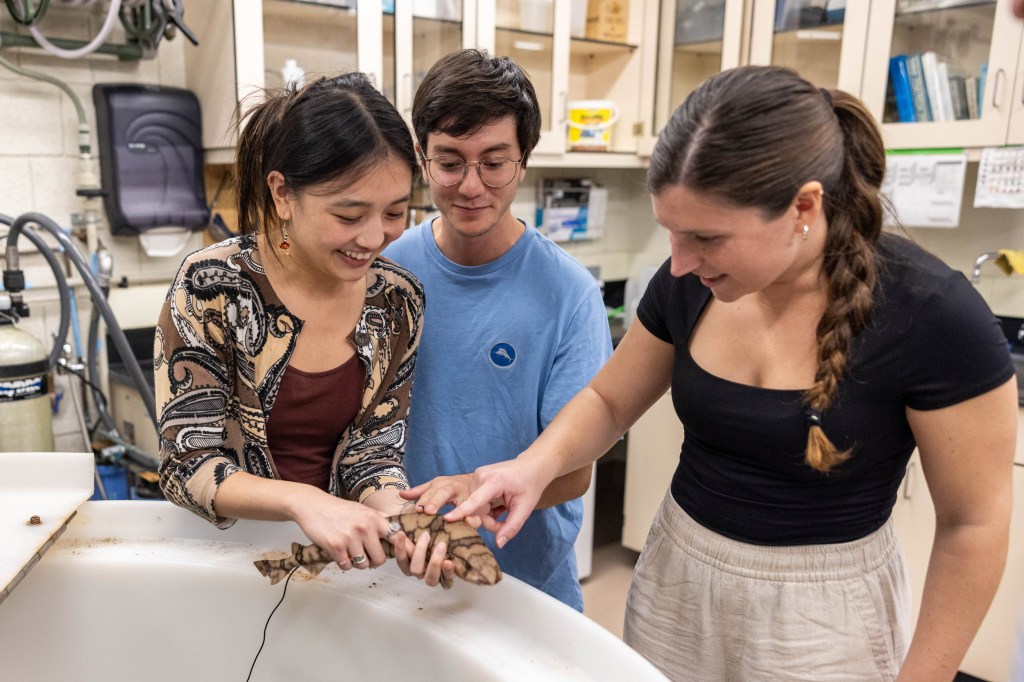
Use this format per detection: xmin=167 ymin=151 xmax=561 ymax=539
xmin=384 ymin=48 xmax=612 ymax=611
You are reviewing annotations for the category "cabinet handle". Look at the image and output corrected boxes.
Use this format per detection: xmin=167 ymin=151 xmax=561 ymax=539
xmin=992 ymin=68 xmax=1006 ymax=110
xmin=903 ymin=461 xmax=915 ymax=500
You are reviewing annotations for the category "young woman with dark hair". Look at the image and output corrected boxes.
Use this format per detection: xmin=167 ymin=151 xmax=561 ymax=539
xmin=156 ymin=73 xmax=452 ymax=586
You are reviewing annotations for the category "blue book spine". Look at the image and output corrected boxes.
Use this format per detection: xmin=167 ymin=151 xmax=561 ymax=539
xmin=906 ymin=53 xmax=932 ymax=122
xmin=889 ymin=55 xmax=916 ymax=123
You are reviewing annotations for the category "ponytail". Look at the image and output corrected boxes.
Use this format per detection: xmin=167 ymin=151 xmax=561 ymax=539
xmin=802 ymin=88 xmax=885 ymax=472
xmin=234 ymin=90 xmax=292 ymax=238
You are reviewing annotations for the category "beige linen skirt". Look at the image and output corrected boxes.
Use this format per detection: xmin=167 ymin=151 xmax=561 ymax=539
xmin=623 ymin=492 xmax=911 ymax=681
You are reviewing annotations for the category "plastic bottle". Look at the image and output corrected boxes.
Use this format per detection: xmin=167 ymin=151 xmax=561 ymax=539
xmin=282 ymin=59 xmax=305 ymax=89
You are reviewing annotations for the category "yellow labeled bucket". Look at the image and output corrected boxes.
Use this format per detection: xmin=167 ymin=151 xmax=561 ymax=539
xmin=566 ymin=100 xmax=618 ymax=152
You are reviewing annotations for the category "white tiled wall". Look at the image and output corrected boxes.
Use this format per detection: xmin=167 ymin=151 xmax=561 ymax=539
xmin=1 ymin=4 xmax=203 ymax=347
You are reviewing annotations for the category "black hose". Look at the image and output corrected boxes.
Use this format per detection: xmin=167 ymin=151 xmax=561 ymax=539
xmin=7 ymin=212 xmax=158 ymax=432
xmin=0 ymin=212 xmax=71 ymax=370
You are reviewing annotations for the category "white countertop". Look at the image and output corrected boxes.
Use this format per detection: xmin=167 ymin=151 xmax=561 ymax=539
xmin=0 ymin=451 xmax=93 ymax=604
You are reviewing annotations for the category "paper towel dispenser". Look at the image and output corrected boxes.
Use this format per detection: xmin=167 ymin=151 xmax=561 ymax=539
xmin=92 ymin=83 xmax=209 ymax=238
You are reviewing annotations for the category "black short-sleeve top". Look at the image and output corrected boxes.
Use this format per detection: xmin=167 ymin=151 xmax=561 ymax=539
xmin=636 ymin=232 xmax=1014 ymax=545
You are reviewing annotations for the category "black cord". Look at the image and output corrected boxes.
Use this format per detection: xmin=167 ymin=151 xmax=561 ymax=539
xmin=58 ymin=363 xmax=111 ymax=437
xmin=247 ymin=566 xmax=299 ymax=682
xmin=58 ymin=364 xmax=109 ymax=410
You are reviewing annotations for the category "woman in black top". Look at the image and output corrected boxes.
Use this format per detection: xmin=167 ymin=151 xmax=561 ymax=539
xmin=410 ymin=66 xmax=1017 ymax=680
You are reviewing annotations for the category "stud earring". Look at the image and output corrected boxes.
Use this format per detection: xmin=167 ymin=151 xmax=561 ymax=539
xmin=279 ymin=221 xmax=291 ymax=254
xmin=802 ymin=224 xmax=809 ymax=241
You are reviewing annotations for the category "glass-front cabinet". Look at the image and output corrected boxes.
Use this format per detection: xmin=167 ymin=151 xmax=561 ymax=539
xmin=862 ymin=0 xmax=1024 ymax=149
xmin=749 ymin=0 xmax=872 ymax=92
xmin=261 ymin=1 xmax=360 ymax=90
xmin=184 ymin=0 xmax=382 ymax=163
xmin=652 ymin=1 xmax=744 ymax=146
xmin=479 ymin=0 xmax=658 ymax=165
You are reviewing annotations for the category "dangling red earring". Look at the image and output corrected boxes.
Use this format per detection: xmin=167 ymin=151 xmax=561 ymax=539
xmin=279 ymin=221 xmax=291 ymax=254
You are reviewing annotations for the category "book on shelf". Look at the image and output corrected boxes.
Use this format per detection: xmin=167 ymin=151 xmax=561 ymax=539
xmin=888 ymin=56 xmax=916 ymax=123
xmin=936 ymin=62 xmax=955 ymax=121
xmin=920 ymin=51 xmax=947 ymax=122
xmin=883 ymin=73 xmax=899 ymax=123
xmin=905 ymin=54 xmax=932 ymax=122
xmin=949 ymin=75 xmax=969 ymax=120
xmin=965 ymin=76 xmax=979 ymax=120
xmin=889 ymin=51 xmax=988 ymax=124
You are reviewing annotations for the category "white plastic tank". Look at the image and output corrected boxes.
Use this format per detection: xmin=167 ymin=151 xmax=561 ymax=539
xmin=0 ymin=499 xmax=668 ymax=681
xmin=0 ymin=320 xmax=54 ymax=452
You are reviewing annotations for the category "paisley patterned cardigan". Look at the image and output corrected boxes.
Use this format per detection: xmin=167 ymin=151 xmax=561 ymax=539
xmin=154 ymin=235 xmax=424 ymax=528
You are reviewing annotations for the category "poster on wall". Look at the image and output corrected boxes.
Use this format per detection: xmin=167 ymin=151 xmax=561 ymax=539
xmin=974 ymin=147 xmax=1024 ymax=209
xmin=881 ymin=152 xmax=967 ymax=228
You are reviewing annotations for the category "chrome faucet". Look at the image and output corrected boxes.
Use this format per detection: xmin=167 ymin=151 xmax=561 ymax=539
xmin=972 ymin=251 xmax=1001 ymax=284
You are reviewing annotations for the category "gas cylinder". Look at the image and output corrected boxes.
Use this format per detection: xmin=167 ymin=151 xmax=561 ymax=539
xmin=0 ymin=319 xmax=55 ymax=452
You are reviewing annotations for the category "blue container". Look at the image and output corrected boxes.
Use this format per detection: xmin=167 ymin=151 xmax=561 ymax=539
xmin=91 ymin=464 xmax=130 ymax=500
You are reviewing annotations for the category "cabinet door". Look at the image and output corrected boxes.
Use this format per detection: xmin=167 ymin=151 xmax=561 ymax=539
xmin=185 ymin=0 xmax=386 ymax=161
xmin=390 ymin=1 xmax=471 ymax=126
xmin=863 ymin=0 xmax=1024 ymax=150
xmin=1008 ymin=24 xmax=1024 ymax=145
xmin=261 ymin=1 xmax=362 ymax=89
xmin=477 ymin=0 xmax=565 ymax=155
xmin=749 ymin=0 xmax=872 ymax=93
xmin=622 ymin=390 xmax=683 ymax=552
xmin=650 ymin=0 xmax=744 ymax=154
xmin=479 ymin=0 xmax=656 ymax=165
xmin=893 ymin=453 xmax=1024 ymax=681
xmin=182 ymin=0 xmax=243 ymax=157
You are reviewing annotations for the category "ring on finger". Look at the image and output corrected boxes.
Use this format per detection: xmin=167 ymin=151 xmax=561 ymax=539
xmin=351 ymin=554 xmax=368 ymax=566
xmin=384 ymin=520 xmax=403 ymax=542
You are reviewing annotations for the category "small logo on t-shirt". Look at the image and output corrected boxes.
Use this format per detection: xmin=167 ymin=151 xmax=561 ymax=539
xmin=489 ymin=343 xmax=516 ymax=367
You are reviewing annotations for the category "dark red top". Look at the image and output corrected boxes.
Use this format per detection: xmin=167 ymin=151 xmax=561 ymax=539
xmin=268 ymin=354 xmax=364 ymax=490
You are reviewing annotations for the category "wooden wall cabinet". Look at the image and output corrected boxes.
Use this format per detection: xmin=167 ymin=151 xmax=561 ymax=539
xmin=182 ymin=1 xmax=1024 ymax=167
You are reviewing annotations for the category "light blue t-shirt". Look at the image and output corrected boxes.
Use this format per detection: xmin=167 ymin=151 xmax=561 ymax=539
xmin=384 ymin=219 xmax=612 ymax=610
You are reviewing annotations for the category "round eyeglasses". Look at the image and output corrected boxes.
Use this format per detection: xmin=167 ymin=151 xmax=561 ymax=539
xmin=422 ymin=155 xmax=523 ymax=188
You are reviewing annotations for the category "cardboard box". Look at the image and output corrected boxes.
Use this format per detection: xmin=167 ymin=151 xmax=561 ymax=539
xmin=585 ymin=0 xmax=627 ymax=42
